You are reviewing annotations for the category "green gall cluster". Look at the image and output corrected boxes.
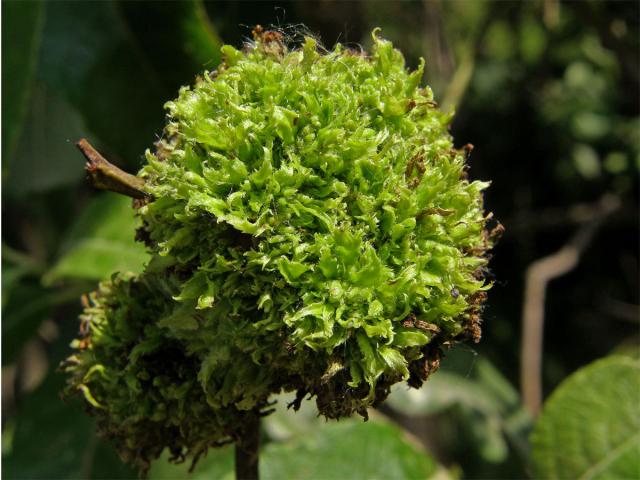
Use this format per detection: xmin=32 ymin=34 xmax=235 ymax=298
xmin=63 ymin=28 xmax=497 ymax=472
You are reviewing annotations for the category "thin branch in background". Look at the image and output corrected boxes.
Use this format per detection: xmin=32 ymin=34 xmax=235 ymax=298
xmin=543 ymin=0 xmax=560 ymax=29
xmin=436 ymin=2 xmax=496 ymax=112
xmin=441 ymin=52 xmax=475 ymax=113
xmin=600 ymin=297 xmax=640 ymax=324
xmin=421 ymin=0 xmax=454 ymax=90
xmin=520 ymin=194 xmax=621 ymax=416
xmin=76 ymin=139 xmax=148 ymax=199
xmin=507 ymin=199 xmax=637 ymax=234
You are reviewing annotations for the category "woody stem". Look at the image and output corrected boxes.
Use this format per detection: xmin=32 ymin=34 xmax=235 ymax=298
xmin=76 ymin=138 xmax=148 ymax=199
xmin=234 ymin=415 xmax=260 ymax=480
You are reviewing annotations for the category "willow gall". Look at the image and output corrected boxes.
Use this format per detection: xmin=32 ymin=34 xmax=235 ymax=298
xmin=63 ymin=28 xmax=499 ymax=475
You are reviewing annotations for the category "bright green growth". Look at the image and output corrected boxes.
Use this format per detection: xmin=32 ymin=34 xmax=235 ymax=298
xmin=63 ymin=29 xmax=496 ymax=472
xmin=531 ymin=356 xmax=640 ymax=480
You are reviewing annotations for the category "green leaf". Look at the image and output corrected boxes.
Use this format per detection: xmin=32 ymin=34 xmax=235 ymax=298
xmin=2 ymin=244 xmax=88 ymax=365
xmin=261 ymin=393 xmax=439 ymax=479
xmin=262 ymin=419 xmax=437 ymax=479
xmin=4 ymin=85 xmax=87 ymax=196
xmin=1 ymin=281 xmax=50 ymax=365
xmin=158 ymin=303 xmax=199 ymax=331
xmin=36 ymin=1 xmax=166 ymax=166
xmin=45 ymin=237 xmax=147 ymax=283
xmin=36 ymin=0 xmax=222 ymax=168
xmin=531 ymin=356 xmax=640 ymax=480
xmin=2 ymin=370 xmax=136 ymax=479
xmin=117 ymin=0 xmax=223 ymax=90
xmin=44 ymin=195 xmax=148 ymax=284
xmin=2 ymin=278 xmax=92 ymax=365
xmin=148 ymin=446 xmax=234 ymax=480
xmin=610 ymin=336 xmax=640 ymax=360
xmin=387 ymin=354 xmax=519 ymax=417
xmin=379 ymin=345 xmax=409 ymax=378
xmin=1 ymin=245 xmax=44 ymax=309
xmin=277 ymin=257 xmax=310 ymax=283
xmin=148 ymin=393 xmax=441 ymax=480
xmin=2 ymin=0 xmax=44 ymax=162
xmin=386 ymin=352 xmax=531 ymax=464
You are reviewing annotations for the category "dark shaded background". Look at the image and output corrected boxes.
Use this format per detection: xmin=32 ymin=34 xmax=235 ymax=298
xmin=3 ymin=1 xmax=638 ymax=478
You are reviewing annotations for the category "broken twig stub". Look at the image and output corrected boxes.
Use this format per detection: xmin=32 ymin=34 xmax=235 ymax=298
xmin=77 ymin=138 xmax=148 ymax=199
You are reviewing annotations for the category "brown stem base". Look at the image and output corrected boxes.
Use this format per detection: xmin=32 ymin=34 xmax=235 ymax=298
xmin=235 ymin=415 xmax=260 ymax=480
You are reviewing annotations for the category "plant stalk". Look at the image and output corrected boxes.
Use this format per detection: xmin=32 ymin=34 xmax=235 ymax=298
xmin=76 ymin=138 xmax=148 ymax=199
xmin=235 ymin=415 xmax=260 ymax=480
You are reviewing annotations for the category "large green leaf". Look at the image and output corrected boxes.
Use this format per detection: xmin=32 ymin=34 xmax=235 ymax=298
xmin=1 ymin=0 xmax=44 ymax=162
xmin=531 ymin=356 xmax=640 ymax=479
xmin=261 ymin=419 xmax=438 ymax=480
xmin=6 ymin=373 xmax=440 ymax=480
xmin=35 ymin=0 xmax=165 ymax=166
xmin=117 ymin=0 xmax=222 ymax=92
xmin=148 ymin=446 xmax=234 ymax=480
xmin=2 ymin=370 xmax=136 ymax=479
xmin=611 ymin=337 xmax=640 ymax=360
xmin=262 ymin=394 xmax=437 ymax=479
xmin=44 ymin=194 xmax=148 ymax=284
xmin=36 ymin=0 xmax=222 ymax=169
xmin=149 ymin=394 xmax=440 ymax=480
xmin=4 ymin=85 xmax=87 ymax=196
xmin=149 ymin=421 xmax=438 ymax=480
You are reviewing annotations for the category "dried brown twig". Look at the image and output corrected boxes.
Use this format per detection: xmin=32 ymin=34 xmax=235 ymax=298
xmin=76 ymin=138 xmax=148 ymax=199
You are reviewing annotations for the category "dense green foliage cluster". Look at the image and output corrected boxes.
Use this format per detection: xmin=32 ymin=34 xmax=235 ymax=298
xmin=62 ymin=274 xmax=248 ymax=470
xmin=62 ymin=29 xmax=494 ymax=470
xmin=6 ymin=1 xmax=638 ymax=479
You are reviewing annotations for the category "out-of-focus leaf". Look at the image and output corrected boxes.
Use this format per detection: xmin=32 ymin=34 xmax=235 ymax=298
xmin=1 ymin=264 xmax=30 ymax=310
xmin=387 ymin=355 xmax=520 ymax=417
xmin=2 ymin=243 xmax=80 ymax=365
xmin=485 ymin=21 xmax=516 ymax=61
xmin=148 ymin=446 xmax=234 ymax=480
xmin=44 ymin=233 xmax=145 ymax=283
xmin=519 ymin=16 xmax=546 ymax=64
xmin=262 ymin=419 xmax=438 ymax=480
xmin=36 ymin=1 xmax=222 ymax=169
xmin=262 ymin=392 xmax=322 ymax=442
xmin=2 ymin=266 xmax=88 ymax=365
xmin=388 ymin=370 xmax=496 ymax=417
xmin=117 ymin=0 xmax=222 ymax=93
xmin=2 ymin=244 xmax=44 ymax=309
xmin=531 ymin=356 xmax=640 ymax=480
xmin=2 ymin=281 xmax=50 ymax=365
xmin=264 ymin=394 xmax=439 ymax=479
xmin=573 ymin=143 xmax=601 ymax=179
xmin=2 ymin=370 xmax=136 ymax=479
xmin=2 ymin=0 xmax=44 ymax=162
xmin=4 ymin=85 xmax=86 ymax=196
xmin=43 ymin=195 xmax=148 ymax=284
xmin=611 ymin=336 xmax=640 ymax=359
xmin=386 ymin=352 xmax=531 ymax=464
xmin=36 ymin=1 xmax=166 ymax=167
xmin=149 ymin=393 xmax=442 ymax=480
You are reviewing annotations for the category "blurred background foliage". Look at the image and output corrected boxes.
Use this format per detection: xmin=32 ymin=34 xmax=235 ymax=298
xmin=2 ymin=1 xmax=638 ymax=479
